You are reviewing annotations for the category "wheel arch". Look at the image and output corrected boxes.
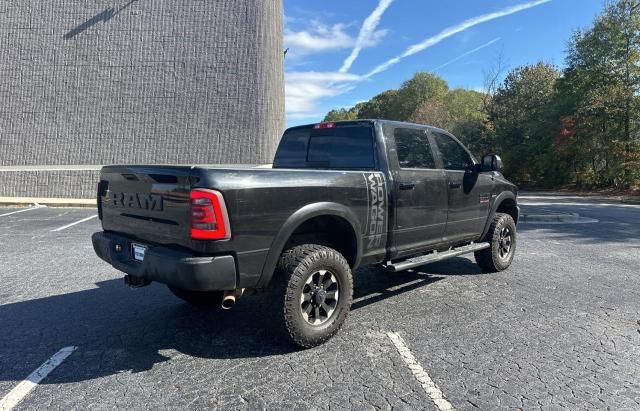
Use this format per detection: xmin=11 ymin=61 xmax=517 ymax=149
xmin=481 ymin=192 xmax=519 ymax=239
xmin=257 ymin=202 xmax=362 ymax=288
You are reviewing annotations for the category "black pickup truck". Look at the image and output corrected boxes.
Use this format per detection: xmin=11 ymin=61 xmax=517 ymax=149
xmin=92 ymin=120 xmax=519 ymax=347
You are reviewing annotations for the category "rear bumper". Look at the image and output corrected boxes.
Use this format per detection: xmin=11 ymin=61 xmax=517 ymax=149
xmin=92 ymin=232 xmax=237 ymax=291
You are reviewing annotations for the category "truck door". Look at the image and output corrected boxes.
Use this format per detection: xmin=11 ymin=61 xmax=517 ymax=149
xmin=431 ymin=131 xmax=490 ymax=242
xmin=389 ymin=126 xmax=448 ymax=257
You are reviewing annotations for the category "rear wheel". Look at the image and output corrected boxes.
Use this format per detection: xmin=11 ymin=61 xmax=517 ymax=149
xmin=168 ymin=286 xmax=224 ymax=307
xmin=475 ymin=213 xmax=517 ymax=272
xmin=267 ymin=244 xmax=353 ymax=348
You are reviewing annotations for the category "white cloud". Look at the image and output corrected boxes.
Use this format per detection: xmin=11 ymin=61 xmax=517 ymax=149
xmin=284 ymin=22 xmax=354 ymax=57
xmin=285 ymin=71 xmax=364 ymax=117
xmin=284 ymin=3 xmax=393 ymax=119
xmin=340 ymin=0 xmax=395 ymax=73
xmin=285 ymin=17 xmax=388 ymax=60
xmin=433 ymin=37 xmax=502 ymax=71
xmin=366 ymin=0 xmax=552 ymax=77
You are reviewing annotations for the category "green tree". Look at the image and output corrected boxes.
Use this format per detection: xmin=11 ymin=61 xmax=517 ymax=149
xmin=410 ymin=88 xmax=489 ymax=156
xmin=352 ymin=72 xmax=449 ymax=122
xmin=395 ymin=72 xmax=449 ymax=120
xmin=356 ymin=90 xmax=400 ymax=120
xmin=559 ymin=0 xmax=640 ymax=188
xmin=490 ymin=63 xmax=560 ymax=185
xmin=323 ymin=106 xmax=359 ymax=122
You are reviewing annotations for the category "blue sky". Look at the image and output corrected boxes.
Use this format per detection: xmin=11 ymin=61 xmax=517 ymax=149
xmin=284 ymin=0 xmax=607 ymax=126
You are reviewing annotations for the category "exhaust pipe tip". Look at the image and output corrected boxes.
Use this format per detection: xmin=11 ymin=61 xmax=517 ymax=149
xmin=221 ymin=296 xmax=236 ymax=310
xmin=221 ymin=289 xmax=245 ymax=310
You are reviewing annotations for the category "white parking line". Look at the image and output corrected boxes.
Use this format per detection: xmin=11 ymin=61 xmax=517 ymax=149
xmin=0 ymin=346 xmax=77 ymax=411
xmin=51 ymin=215 xmax=98 ymax=232
xmin=0 ymin=206 xmax=44 ymax=218
xmin=387 ymin=332 xmax=454 ymax=411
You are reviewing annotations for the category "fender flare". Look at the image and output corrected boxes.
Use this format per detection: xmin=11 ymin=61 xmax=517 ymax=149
xmin=480 ymin=192 xmax=519 ymax=239
xmin=257 ymin=202 xmax=362 ymax=288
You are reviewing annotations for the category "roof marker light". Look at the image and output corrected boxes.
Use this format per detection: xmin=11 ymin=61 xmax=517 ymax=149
xmin=314 ymin=122 xmax=336 ymax=129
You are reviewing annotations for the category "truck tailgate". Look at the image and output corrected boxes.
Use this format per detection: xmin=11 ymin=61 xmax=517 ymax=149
xmin=98 ymin=165 xmax=193 ymax=247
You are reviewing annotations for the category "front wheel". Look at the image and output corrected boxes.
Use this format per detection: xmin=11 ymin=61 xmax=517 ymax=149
xmin=267 ymin=244 xmax=353 ymax=348
xmin=475 ymin=213 xmax=517 ymax=272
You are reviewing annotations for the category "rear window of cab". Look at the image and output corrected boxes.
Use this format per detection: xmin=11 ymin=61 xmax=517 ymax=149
xmin=273 ymin=123 xmax=375 ymax=170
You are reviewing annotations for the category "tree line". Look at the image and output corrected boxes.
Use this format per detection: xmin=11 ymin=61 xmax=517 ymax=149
xmin=324 ymin=0 xmax=640 ymax=189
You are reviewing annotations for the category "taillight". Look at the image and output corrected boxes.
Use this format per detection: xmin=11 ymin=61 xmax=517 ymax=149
xmin=190 ymin=189 xmax=231 ymax=240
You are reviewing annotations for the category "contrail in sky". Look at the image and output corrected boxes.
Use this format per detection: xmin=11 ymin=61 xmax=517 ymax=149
xmin=433 ymin=37 xmax=502 ymax=71
xmin=340 ymin=0 xmax=394 ymax=73
xmin=365 ymin=0 xmax=552 ymax=77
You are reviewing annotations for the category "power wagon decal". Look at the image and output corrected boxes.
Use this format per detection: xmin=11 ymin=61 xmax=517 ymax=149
xmin=364 ymin=172 xmax=387 ymax=251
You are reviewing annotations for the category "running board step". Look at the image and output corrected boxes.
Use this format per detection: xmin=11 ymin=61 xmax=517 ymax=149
xmin=386 ymin=242 xmax=491 ymax=272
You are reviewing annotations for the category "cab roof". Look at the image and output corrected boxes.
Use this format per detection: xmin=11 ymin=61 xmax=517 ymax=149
xmin=287 ymin=119 xmax=452 ymax=136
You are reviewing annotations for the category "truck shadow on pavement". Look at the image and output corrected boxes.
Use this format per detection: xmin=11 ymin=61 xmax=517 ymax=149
xmin=0 ymin=258 xmax=482 ymax=385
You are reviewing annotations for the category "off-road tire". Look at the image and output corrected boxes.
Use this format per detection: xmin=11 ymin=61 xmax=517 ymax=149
xmin=267 ymin=244 xmax=353 ymax=348
xmin=475 ymin=212 xmax=517 ymax=272
xmin=168 ymin=286 xmax=224 ymax=307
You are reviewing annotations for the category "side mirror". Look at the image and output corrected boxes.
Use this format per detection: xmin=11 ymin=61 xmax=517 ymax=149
xmin=481 ymin=154 xmax=503 ymax=172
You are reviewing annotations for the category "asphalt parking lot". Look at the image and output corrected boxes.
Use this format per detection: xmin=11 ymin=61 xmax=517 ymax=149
xmin=1 ymin=196 xmax=639 ymax=410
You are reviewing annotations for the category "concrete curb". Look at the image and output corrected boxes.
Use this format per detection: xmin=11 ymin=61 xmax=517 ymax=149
xmin=520 ymin=213 xmax=599 ymax=224
xmin=520 ymin=192 xmax=640 ymax=205
xmin=0 ymin=197 xmax=96 ymax=208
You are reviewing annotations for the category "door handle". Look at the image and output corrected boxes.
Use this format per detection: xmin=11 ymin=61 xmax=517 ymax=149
xmin=399 ymin=182 xmax=415 ymax=190
xmin=449 ymin=182 xmax=462 ymax=189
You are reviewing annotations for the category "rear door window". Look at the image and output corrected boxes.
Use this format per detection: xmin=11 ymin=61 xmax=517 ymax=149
xmin=274 ymin=124 xmax=375 ymax=169
xmin=394 ymin=128 xmax=436 ymax=169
